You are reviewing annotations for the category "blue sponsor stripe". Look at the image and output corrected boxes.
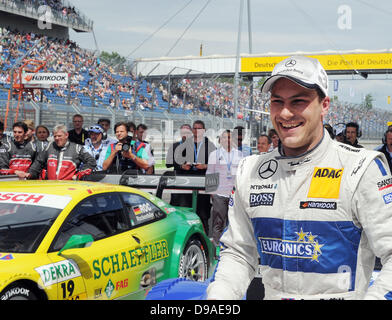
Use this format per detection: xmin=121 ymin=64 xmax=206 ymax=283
xmin=384 ymin=292 xmax=392 ymax=300
xmin=251 ymin=217 xmax=361 ymax=291
xmin=375 ymin=158 xmax=387 ymax=176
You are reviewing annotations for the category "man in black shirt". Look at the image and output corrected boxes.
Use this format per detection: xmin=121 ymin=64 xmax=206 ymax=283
xmin=166 ymin=123 xmax=193 ymax=206
xmin=174 ymin=120 xmax=216 ymax=234
xmin=377 ymin=127 xmax=392 ymax=173
xmin=68 ymin=114 xmax=89 ymax=145
xmin=345 ymin=122 xmax=363 ymax=148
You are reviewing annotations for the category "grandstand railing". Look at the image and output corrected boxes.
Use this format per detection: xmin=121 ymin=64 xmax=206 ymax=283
xmin=0 ymin=0 xmax=93 ymax=32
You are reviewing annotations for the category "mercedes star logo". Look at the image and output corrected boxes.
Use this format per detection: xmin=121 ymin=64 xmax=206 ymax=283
xmin=258 ymin=160 xmax=278 ymax=179
xmin=285 ymin=59 xmax=296 ymax=67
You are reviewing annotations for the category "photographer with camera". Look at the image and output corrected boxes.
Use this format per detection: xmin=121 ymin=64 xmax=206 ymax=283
xmin=102 ymin=121 xmax=149 ymax=174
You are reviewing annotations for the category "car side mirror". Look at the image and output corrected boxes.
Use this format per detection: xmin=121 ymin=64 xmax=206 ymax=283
xmin=58 ymin=234 xmax=94 ymax=256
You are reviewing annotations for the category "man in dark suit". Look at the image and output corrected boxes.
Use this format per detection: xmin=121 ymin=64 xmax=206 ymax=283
xmin=377 ymin=127 xmax=392 ymax=173
xmin=167 ymin=120 xmax=216 ymax=234
xmin=166 ymin=124 xmax=193 ymax=206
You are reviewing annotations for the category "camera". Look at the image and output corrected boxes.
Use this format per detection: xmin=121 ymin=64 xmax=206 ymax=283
xmin=121 ymin=137 xmax=133 ymax=152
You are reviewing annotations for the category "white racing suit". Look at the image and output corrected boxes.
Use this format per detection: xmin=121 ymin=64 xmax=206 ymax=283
xmin=207 ymin=130 xmax=392 ymax=300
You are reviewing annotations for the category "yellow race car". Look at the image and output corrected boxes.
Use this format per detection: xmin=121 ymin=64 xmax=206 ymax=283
xmin=0 ymin=180 xmax=215 ymax=300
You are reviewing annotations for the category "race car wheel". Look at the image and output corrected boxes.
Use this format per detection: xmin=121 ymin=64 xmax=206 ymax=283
xmin=0 ymin=284 xmax=38 ymax=300
xmin=178 ymin=239 xmax=208 ymax=282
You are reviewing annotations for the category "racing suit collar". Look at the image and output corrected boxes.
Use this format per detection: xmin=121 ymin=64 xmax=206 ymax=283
xmin=13 ymin=139 xmax=27 ymax=148
xmin=276 ymin=129 xmax=331 ymax=171
xmin=54 ymin=140 xmax=70 ymax=151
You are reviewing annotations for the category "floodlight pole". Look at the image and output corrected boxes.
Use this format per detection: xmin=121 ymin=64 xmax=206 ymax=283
xmin=233 ymin=0 xmax=244 ymax=126
xmin=247 ymin=0 xmax=254 ymax=128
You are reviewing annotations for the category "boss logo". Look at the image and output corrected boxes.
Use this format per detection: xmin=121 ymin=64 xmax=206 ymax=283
xmin=250 ymin=193 xmax=275 ymax=207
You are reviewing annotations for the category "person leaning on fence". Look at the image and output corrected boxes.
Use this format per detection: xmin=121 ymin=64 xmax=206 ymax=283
xmin=16 ymin=124 xmax=96 ymax=180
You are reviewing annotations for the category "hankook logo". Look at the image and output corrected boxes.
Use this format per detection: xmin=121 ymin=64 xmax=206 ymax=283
xmin=285 ymin=59 xmax=296 ymax=67
xmin=258 ymin=160 xmax=278 ymax=179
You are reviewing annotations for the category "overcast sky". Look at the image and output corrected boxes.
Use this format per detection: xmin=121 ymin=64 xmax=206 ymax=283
xmin=69 ymin=0 xmax=392 ymax=111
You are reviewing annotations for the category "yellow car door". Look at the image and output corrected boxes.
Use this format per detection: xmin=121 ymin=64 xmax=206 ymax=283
xmin=119 ymin=192 xmax=177 ymax=297
xmin=48 ymin=192 xmax=141 ymax=300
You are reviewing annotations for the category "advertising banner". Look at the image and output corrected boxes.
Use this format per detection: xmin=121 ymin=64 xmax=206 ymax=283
xmin=22 ymin=72 xmax=68 ymax=87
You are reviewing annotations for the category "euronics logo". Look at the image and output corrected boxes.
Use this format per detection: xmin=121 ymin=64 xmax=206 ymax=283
xmin=259 ymin=228 xmax=324 ymax=262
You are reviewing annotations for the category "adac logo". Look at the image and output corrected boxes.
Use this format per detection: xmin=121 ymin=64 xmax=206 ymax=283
xmin=259 ymin=227 xmax=324 ymax=262
xmin=308 ymin=167 xmax=344 ymax=199
xmin=313 ymin=168 xmax=343 ymax=179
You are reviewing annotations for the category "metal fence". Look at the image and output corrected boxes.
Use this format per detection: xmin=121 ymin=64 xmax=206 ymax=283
xmin=0 ymin=98 xmax=388 ymax=162
xmin=0 ymin=99 xmax=248 ymax=162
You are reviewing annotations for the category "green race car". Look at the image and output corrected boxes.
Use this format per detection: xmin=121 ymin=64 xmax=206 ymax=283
xmin=0 ymin=176 xmax=216 ymax=300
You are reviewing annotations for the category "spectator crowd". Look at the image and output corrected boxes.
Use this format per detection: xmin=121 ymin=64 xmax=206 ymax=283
xmin=0 ymin=110 xmax=392 ymax=248
xmin=1 ymin=26 xmax=391 ymax=134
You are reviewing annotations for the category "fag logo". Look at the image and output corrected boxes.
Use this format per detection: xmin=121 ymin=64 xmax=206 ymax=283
xmin=105 ymin=279 xmax=115 ymax=299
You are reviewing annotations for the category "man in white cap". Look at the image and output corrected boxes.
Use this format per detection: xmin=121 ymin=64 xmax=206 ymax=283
xmin=83 ymin=124 xmax=111 ymax=171
xmin=207 ymin=56 xmax=392 ymax=300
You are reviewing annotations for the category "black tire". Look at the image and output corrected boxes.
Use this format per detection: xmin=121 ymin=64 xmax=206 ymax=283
xmin=178 ymin=239 xmax=208 ymax=282
xmin=0 ymin=284 xmax=38 ymax=300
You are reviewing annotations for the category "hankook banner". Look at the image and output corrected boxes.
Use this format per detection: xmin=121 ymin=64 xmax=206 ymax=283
xmin=22 ymin=72 xmax=69 ymax=87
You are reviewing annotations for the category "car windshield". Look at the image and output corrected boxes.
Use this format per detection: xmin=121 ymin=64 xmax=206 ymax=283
xmin=0 ymin=203 xmax=62 ymax=253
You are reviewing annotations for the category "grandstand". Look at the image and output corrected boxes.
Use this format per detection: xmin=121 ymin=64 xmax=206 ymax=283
xmin=0 ymin=0 xmax=92 ymax=39
xmin=0 ymin=0 xmax=391 ymax=156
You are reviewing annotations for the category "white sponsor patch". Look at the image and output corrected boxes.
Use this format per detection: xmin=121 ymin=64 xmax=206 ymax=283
xmin=0 ymin=192 xmax=71 ymax=209
xmin=35 ymin=260 xmax=81 ymax=287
